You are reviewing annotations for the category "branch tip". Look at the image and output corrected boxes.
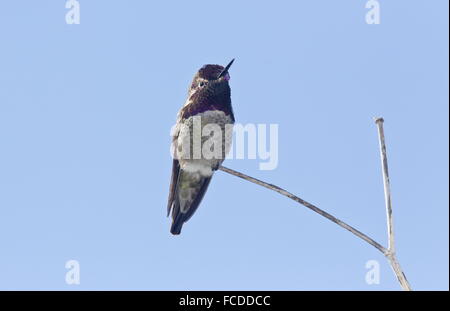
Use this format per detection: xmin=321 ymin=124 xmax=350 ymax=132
xmin=374 ymin=117 xmax=384 ymax=124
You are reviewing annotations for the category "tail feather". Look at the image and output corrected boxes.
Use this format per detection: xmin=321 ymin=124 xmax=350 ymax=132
xmin=170 ymin=205 xmax=184 ymax=235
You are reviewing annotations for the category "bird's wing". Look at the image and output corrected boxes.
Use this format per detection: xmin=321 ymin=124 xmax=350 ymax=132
xmin=167 ymin=158 xmax=180 ymax=217
xmin=167 ymin=118 xmax=182 ymax=217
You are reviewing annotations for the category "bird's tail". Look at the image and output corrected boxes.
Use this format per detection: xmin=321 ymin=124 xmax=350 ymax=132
xmin=170 ymin=207 xmax=184 ymax=235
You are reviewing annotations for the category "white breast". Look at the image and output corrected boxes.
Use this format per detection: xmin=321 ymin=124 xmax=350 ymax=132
xmin=174 ymin=110 xmax=234 ymax=177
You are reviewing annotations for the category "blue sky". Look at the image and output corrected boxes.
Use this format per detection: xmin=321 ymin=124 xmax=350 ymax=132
xmin=0 ymin=1 xmax=448 ymax=290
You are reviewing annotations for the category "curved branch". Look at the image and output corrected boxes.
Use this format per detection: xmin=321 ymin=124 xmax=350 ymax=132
xmin=218 ymin=165 xmax=387 ymax=255
xmin=219 ymin=117 xmax=412 ymax=290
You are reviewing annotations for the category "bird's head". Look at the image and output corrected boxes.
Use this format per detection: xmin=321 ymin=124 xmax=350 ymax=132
xmin=188 ymin=59 xmax=234 ymax=97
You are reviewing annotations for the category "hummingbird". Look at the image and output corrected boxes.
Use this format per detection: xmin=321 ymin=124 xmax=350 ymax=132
xmin=167 ymin=59 xmax=235 ymax=235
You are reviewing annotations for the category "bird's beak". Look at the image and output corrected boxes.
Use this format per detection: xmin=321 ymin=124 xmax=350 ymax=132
xmin=217 ymin=58 xmax=235 ymax=79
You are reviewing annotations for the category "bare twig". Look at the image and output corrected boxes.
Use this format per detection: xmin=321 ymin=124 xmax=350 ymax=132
xmin=218 ymin=165 xmax=387 ymax=255
xmin=374 ymin=117 xmax=412 ymax=291
xmin=375 ymin=118 xmax=396 ymax=251
xmin=218 ymin=118 xmax=411 ymax=290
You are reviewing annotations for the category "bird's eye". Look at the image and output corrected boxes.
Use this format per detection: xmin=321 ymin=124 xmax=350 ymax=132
xmin=198 ymin=81 xmax=206 ymax=88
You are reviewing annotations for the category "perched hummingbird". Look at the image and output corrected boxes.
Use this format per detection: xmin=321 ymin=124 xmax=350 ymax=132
xmin=167 ymin=59 xmax=235 ymax=235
